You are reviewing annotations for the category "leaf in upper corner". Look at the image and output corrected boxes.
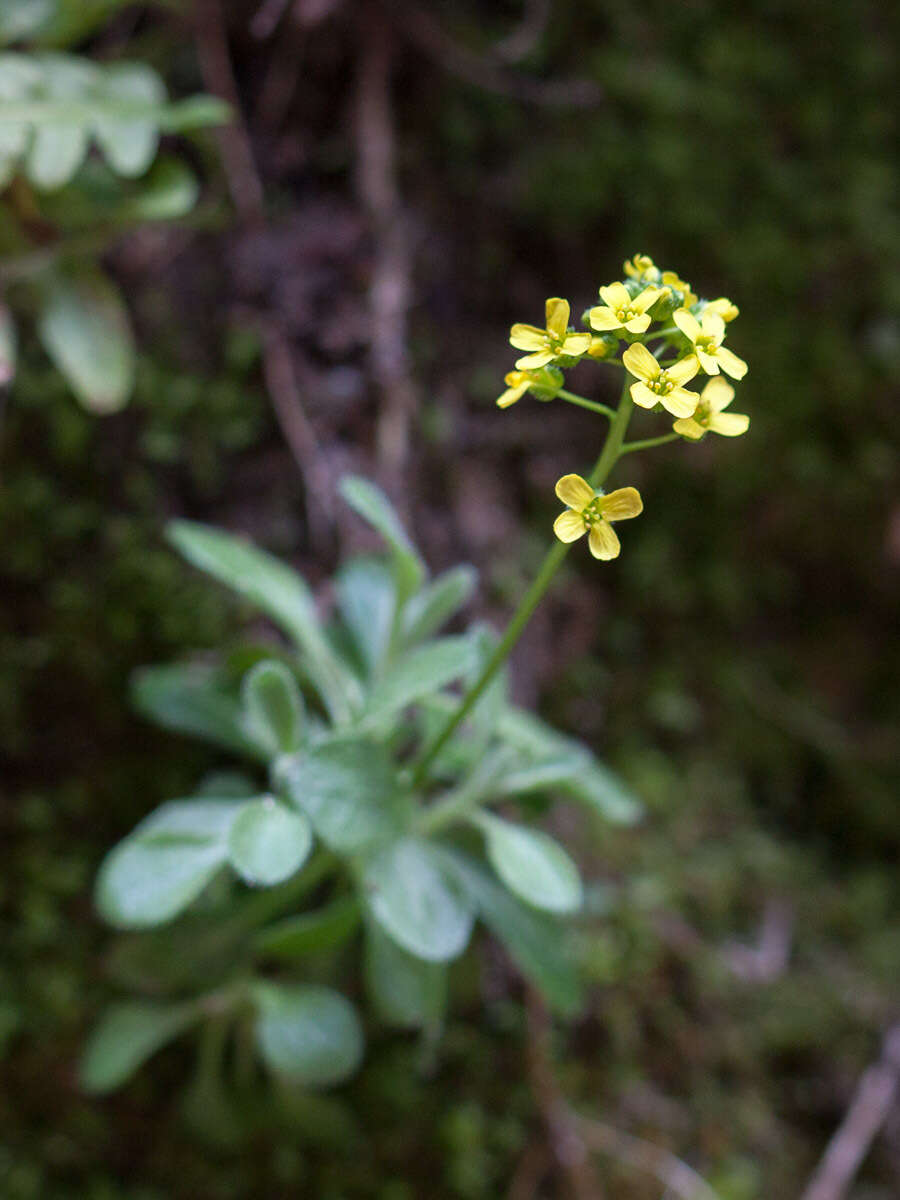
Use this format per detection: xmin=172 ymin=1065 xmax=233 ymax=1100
xmin=37 ymin=269 xmax=135 ymax=412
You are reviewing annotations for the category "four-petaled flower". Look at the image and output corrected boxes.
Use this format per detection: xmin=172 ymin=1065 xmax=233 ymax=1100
xmin=553 ymin=474 xmax=643 ymax=560
xmin=589 ymin=283 xmax=663 ymax=335
xmin=623 ymin=254 xmax=659 ymax=283
xmin=673 ymin=309 xmax=748 ymax=379
xmin=672 ymin=377 xmax=750 ymax=440
xmin=622 ymin=343 xmax=700 ymax=417
xmin=509 ymin=298 xmax=592 ymax=369
xmin=496 ymin=367 xmax=560 ymax=409
xmin=661 ymin=270 xmax=697 ymax=309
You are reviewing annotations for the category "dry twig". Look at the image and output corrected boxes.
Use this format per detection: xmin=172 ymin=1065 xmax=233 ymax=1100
xmin=354 ymin=0 xmax=417 ymax=490
xmin=800 ymin=1024 xmax=900 ymax=1200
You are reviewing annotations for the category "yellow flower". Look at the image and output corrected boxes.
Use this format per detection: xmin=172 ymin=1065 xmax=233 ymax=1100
xmin=661 ymin=270 xmax=698 ymax=309
xmin=672 ymin=377 xmax=750 ymax=440
xmin=589 ymin=283 xmax=663 ymax=335
xmin=509 ymin=298 xmax=592 ymax=369
xmin=623 ymin=254 xmax=659 ymax=283
xmin=587 ymin=335 xmax=613 ymax=360
xmin=496 ymin=367 xmax=559 ymax=408
xmin=622 ymin=342 xmax=700 ymax=417
xmin=673 ymin=309 xmax=748 ymax=379
xmin=703 ymin=297 xmax=739 ymax=322
xmin=553 ymin=474 xmax=643 ymax=561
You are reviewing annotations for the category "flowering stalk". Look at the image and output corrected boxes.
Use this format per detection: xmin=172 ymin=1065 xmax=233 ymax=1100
xmin=413 ymin=254 xmax=750 ymax=789
xmin=412 ymin=380 xmax=634 ymax=786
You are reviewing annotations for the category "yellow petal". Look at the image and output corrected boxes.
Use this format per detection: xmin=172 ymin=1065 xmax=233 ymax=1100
xmin=553 ymin=509 xmax=587 ymax=542
xmin=622 ymin=342 xmax=659 ymax=382
xmin=660 ymin=387 xmax=699 ymax=418
xmin=599 ymin=282 xmax=630 ymax=308
xmin=708 ymin=411 xmax=749 ymax=436
xmin=673 ymin=309 xmax=701 ymax=341
xmin=588 ymin=521 xmax=621 ymax=560
xmin=545 ymin=297 xmax=570 ymax=340
xmin=588 ymin=306 xmax=622 ymax=332
xmin=515 ymin=350 xmax=554 ymax=369
xmin=633 ymin=286 xmax=663 ymax=313
xmin=510 ymin=324 xmax=548 ymax=351
xmin=561 ymin=332 xmax=592 ymax=355
xmin=599 ymin=486 xmax=643 ymax=521
xmin=701 ymin=376 xmax=734 ymax=412
xmin=555 ymin=473 xmax=595 ymax=509
xmin=630 ymin=380 xmax=659 ymax=409
xmin=697 ymin=350 xmax=720 ymax=375
xmin=673 ymin=416 xmax=705 ymax=440
xmin=700 ymin=312 xmax=726 ymax=343
xmin=666 ymin=356 xmax=700 ymax=386
xmin=715 ymin=346 xmax=748 ymax=380
xmin=624 ymin=314 xmax=652 ymax=333
xmin=587 ymin=336 xmax=610 ymax=359
xmin=706 ymin=297 xmax=739 ymax=322
xmin=496 ymin=382 xmax=529 ymax=408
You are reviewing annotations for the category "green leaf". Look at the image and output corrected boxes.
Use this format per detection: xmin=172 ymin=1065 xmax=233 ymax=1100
xmin=25 ymin=55 xmax=95 ymax=189
xmin=241 ymin=660 xmax=305 ymax=756
xmin=362 ymin=837 xmax=476 ymax=963
xmin=439 ymin=849 xmax=583 ymax=1016
xmin=92 ymin=62 xmax=164 ymax=177
xmin=363 ymin=636 xmax=475 ymax=724
xmin=401 ymin=565 xmax=477 ymax=645
xmin=365 ymin=922 xmax=447 ymax=1028
xmin=0 ymin=1 xmax=55 ymax=44
xmin=80 ymin=1001 xmax=198 ymax=1094
xmin=132 ymin=663 xmax=267 ymax=761
xmin=96 ymin=799 xmax=239 ymax=928
xmin=256 ymin=895 xmax=361 ymax=959
xmin=0 ymin=303 xmax=16 ymax=387
xmin=335 ymin=557 xmax=397 ymax=677
xmin=253 ymin=983 xmax=364 ymax=1087
xmin=120 ymin=156 xmax=199 ymax=222
xmin=227 ymin=797 xmax=313 ymax=886
xmin=166 ymin=520 xmax=360 ymax=722
xmin=471 ymin=812 xmax=582 ymax=914
xmin=559 ymin=763 xmax=642 ymax=826
xmin=274 ymin=739 xmax=406 ymax=855
xmin=37 ymin=269 xmax=134 ymax=412
xmin=339 ymin=476 xmax=425 ymax=600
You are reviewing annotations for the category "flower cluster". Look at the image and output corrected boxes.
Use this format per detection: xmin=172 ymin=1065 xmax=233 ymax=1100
xmin=495 ymin=254 xmax=750 ymax=561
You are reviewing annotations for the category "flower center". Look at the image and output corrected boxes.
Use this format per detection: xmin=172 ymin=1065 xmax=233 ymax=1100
xmin=615 ymin=307 xmax=638 ymax=323
xmin=652 ymin=371 xmax=674 ymax=395
xmin=582 ymin=497 xmax=605 ymax=526
xmin=696 ymin=335 xmax=718 ymax=355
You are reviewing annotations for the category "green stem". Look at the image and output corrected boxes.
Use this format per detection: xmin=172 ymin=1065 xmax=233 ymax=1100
xmin=619 ymin=432 xmax=679 ymax=455
xmin=411 ymin=380 xmax=634 ymax=788
xmin=554 ymin=389 xmax=616 ymax=420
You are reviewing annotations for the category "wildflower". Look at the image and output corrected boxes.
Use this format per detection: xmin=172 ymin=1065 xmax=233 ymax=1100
xmin=496 ymin=366 xmax=561 ymax=408
xmin=589 ymin=283 xmax=663 ymax=335
xmin=703 ymin=297 xmax=739 ymax=322
xmin=623 ymin=254 xmax=660 ymax=283
xmin=672 ymin=377 xmax=750 ymax=440
xmin=509 ymin=298 xmax=592 ymax=369
xmin=660 ymin=270 xmax=698 ymax=309
xmin=553 ymin=474 xmax=643 ymax=561
xmin=621 ymin=343 xmax=700 ymax=417
xmin=587 ymin=335 xmax=616 ymax=360
xmin=673 ymin=309 xmax=748 ymax=379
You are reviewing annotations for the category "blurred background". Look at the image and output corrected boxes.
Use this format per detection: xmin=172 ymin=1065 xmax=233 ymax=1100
xmin=1 ymin=1 xmax=898 ymax=1196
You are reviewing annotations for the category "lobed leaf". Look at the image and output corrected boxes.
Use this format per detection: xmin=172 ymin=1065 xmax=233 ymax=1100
xmin=363 ymin=636 xmax=475 ymax=725
xmin=471 ymin=812 xmax=583 ymax=914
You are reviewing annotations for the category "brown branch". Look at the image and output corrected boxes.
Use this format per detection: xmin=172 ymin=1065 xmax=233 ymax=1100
xmin=354 ymin=0 xmax=417 ymax=491
xmin=800 ymin=1024 xmax=900 ymax=1200
xmin=525 ymin=989 xmax=604 ymax=1200
xmin=384 ymin=0 xmax=604 ymax=109
xmin=194 ymin=0 xmax=266 ymax=226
